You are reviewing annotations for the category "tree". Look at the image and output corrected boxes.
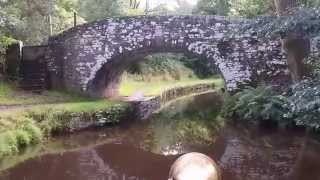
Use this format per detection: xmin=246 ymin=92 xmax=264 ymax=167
xmin=148 ymin=4 xmax=172 ymax=15
xmin=54 ymin=0 xmax=84 ymax=33
xmin=273 ymin=0 xmax=310 ymax=82
xmin=229 ymin=0 xmax=274 ymax=17
xmin=194 ymin=0 xmax=230 ymax=15
xmin=78 ymin=0 xmax=128 ymax=22
xmin=127 ymin=0 xmax=145 ymax=16
xmin=175 ymin=0 xmax=195 ymax=15
xmin=0 ymin=0 xmax=82 ymax=45
xmin=274 ymin=0 xmax=297 ymax=15
xmin=129 ymin=0 xmax=141 ymax=9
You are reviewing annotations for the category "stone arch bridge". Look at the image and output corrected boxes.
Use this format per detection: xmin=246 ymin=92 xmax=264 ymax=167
xmin=42 ymin=15 xmax=289 ymax=97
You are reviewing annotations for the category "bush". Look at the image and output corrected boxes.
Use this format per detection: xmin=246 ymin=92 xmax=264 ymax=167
xmin=306 ymin=54 xmax=320 ymax=78
xmin=222 ymin=81 xmax=320 ymax=131
xmin=0 ymin=117 xmax=42 ymax=157
xmin=222 ymin=86 xmax=291 ymax=126
xmin=0 ymin=131 xmax=19 ymax=157
xmin=0 ymin=36 xmax=16 ymax=75
xmin=15 ymin=130 xmax=32 ymax=147
xmin=288 ymin=79 xmax=320 ymax=130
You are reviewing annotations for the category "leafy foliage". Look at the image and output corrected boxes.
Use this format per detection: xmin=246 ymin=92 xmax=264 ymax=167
xmin=0 ymin=117 xmax=42 ymax=157
xmin=240 ymin=8 xmax=320 ymax=38
xmin=126 ymin=53 xmax=194 ymax=81
xmin=78 ymin=0 xmax=128 ymax=22
xmin=126 ymin=53 xmax=217 ymax=81
xmin=194 ymin=0 xmax=274 ymax=17
xmin=298 ymin=0 xmax=320 ymax=8
xmin=223 ymin=82 xmax=320 ymax=131
xmin=194 ymin=0 xmax=230 ymax=15
xmin=0 ymin=36 xmax=16 ymax=76
xmin=196 ymin=0 xmax=320 ymax=17
xmin=0 ymin=0 xmax=84 ymax=45
xmin=287 ymin=79 xmax=320 ymax=130
xmin=306 ymin=51 xmax=320 ymax=78
xmin=229 ymin=0 xmax=274 ymax=18
xmin=222 ymin=86 xmax=291 ymax=125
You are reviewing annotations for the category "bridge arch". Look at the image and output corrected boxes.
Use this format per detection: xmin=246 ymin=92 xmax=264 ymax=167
xmin=46 ymin=16 xmax=289 ymax=97
xmin=88 ymin=49 xmax=220 ymax=97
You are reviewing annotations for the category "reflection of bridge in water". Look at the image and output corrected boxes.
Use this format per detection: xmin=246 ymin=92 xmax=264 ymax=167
xmin=3 ymin=124 xmax=319 ymax=180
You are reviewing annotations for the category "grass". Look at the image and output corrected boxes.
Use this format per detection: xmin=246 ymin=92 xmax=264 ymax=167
xmin=0 ymin=99 xmax=127 ymax=131
xmin=0 ymin=81 xmax=89 ymax=105
xmin=24 ymin=100 xmax=121 ymax=113
xmin=119 ymin=77 xmax=224 ymax=96
xmin=0 ymin=94 xmax=129 ymax=158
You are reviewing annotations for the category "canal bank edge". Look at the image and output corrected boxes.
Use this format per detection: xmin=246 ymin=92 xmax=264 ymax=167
xmin=0 ymin=82 xmax=217 ymax=158
xmin=130 ymin=83 xmax=216 ymax=120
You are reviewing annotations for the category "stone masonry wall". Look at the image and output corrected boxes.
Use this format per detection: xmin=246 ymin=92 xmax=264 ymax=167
xmin=132 ymin=83 xmax=216 ymax=120
xmin=46 ymin=15 xmax=289 ymax=97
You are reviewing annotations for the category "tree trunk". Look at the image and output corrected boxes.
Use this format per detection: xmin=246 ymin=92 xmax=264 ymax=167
xmin=282 ymin=35 xmax=310 ymax=82
xmin=274 ymin=0 xmax=310 ymax=82
xmin=274 ymin=0 xmax=297 ymax=15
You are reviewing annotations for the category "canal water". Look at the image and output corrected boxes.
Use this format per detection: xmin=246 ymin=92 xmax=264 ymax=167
xmin=1 ymin=92 xmax=320 ymax=180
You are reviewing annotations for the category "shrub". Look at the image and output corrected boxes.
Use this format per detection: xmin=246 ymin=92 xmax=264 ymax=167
xmin=15 ymin=130 xmax=32 ymax=147
xmin=0 ymin=36 xmax=16 ymax=75
xmin=287 ymin=79 xmax=320 ymax=130
xmin=222 ymin=86 xmax=291 ymax=126
xmin=22 ymin=122 xmax=42 ymax=143
xmin=0 ymin=131 xmax=19 ymax=157
xmin=221 ymin=80 xmax=320 ymax=132
xmin=0 ymin=117 xmax=42 ymax=157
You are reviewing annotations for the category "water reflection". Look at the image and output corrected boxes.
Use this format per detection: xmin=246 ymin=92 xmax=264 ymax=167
xmin=148 ymin=92 xmax=224 ymax=155
xmin=1 ymin=144 xmax=176 ymax=180
xmin=1 ymin=92 xmax=320 ymax=180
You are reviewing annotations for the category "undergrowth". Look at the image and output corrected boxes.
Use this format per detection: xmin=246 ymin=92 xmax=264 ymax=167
xmin=223 ymin=81 xmax=320 ymax=131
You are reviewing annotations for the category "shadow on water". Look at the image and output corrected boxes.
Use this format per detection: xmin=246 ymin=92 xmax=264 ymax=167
xmin=1 ymin=92 xmax=320 ymax=180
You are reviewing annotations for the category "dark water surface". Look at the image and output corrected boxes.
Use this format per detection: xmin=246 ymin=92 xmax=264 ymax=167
xmin=1 ymin=92 xmax=320 ymax=180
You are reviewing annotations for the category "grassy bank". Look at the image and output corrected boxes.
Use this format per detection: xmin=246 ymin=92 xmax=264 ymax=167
xmin=0 ymin=81 xmax=88 ymax=105
xmin=0 ymin=97 xmax=130 ymax=158
xmin=119 ymin=77 xmax=224 ymax=96
xmin=0 ymin=81 xmax=130 ymax=158
xmin=0 ymin=53 xmax=225 ymax=157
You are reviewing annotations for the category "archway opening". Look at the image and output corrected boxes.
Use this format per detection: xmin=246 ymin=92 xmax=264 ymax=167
xmin=118 ymin=53 xmax=224 ymax=99
xmin=89 ymin=52 xmax=224 ymax=98
xmin=88 ymin=51 xmax=225 ymax=98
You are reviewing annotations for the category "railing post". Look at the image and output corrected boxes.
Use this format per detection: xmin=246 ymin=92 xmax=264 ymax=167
xmin=74 ymin=11 xmax=77 ymax=27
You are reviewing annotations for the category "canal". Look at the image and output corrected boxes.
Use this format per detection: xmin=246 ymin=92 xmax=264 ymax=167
xmin=1 ymin=92 xmax=320 ymax=180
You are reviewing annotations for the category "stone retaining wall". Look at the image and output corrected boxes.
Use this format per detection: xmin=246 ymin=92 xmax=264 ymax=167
xmin=131 ymin=83 xmax=216 ymax=120
xmin=29 ymin=103 xmax=132 ymax=133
